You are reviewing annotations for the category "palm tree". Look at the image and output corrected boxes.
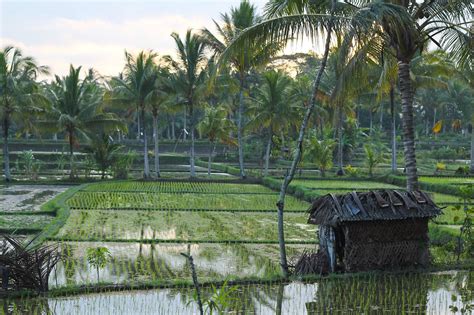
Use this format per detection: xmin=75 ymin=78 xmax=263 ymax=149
xmin=200 ymin=0 xmax=282 ymax=179
xmin=148 ymin=66 xmax=171 ymax=178
xmin=198 ymin=105 xmax=235 ymax=176
xmin=221 ymin=0 xmax=339 ymax=277
xmin=376 ymin=50 xmax=453 ymax=173
xmin=43 ymin=65 xmax=124 ymax=178
xmin=304 ymin=133 xmax=336 ymax=177
xmin=84 ymin=133 xmax=123 ymax=179
xmin=248 ymin=70 xmax=299 ymax=176
xmin=0 ymin=46 xmax=49 ymax=181
xmin=113 ymin=51 xmax=157 ymax=179
xmin=240 ymin=0 xmax=471 ymax=191
xmin=167 ymin=30 xmax=208 ymax=178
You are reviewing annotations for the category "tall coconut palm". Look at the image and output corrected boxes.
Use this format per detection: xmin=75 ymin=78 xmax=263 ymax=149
xmin=248 ymin=70 xmax=299 ymax=176
xmin=221 ymin=0 xmax=339 ymax=276
xmin=148 ymin=66 xmax=171 ymax=178
xmin=167 ymin=30 xmax=208 ymax=178
xmin=236 ymin=0 xmax=471 ymax=192
xmin=113 ymin=51 xmax=158 ymax=179
xmin=198 ymin=105 xmax=235 ymax=176
xmin=0 ymin=46 xmax=49 ymax=181
xmin=199 ymin=0 xmax=283 ymax=179
xmin=43 ymin=65 xmax=124 ymax=178
xmin=376 ymin=50 xmax=453 ymax=173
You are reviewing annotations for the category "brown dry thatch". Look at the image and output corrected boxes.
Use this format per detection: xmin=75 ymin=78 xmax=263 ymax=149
xmin=308 ymin=190 xmax=442 ymax=226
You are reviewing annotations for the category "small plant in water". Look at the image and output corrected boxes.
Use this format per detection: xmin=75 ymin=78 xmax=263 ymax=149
xmin=203 ymin=279 xmax=238 ymax=315
xmin=86 ymin=246 xmax=111 ymax=282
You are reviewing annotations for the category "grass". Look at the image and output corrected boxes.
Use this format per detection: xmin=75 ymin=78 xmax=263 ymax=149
xmin=420 ymin=176 xmax=474 ymax=185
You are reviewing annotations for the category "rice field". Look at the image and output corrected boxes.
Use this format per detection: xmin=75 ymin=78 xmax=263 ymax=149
xmin=51 ymin=242 xmax=312 ymax=286
xmin=82 ymin=181 xmax=273 ymax=194
xmin=5 ymin=178 xmax=471 ymax=313
xmin=6 ymin=270 xmax=473 ymax=314
xmin=67 ymin=191 xmax=307 ymax=211
xmin=0 ymin=185 xmax=68 ymax=234
xmin=53 ymin=181 xmax=313 ymax=286
xmin=56 ymin=210 xmax=314 ymax=242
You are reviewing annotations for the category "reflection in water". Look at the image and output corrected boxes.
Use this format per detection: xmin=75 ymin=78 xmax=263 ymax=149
xmin=2 ymin=271 xmax=471 ymax=314
xmin=50 ymin=242 xmax=299 ymax=286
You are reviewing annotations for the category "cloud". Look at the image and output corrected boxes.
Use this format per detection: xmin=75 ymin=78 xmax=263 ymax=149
xmin=2 ymin=14 xmax=212 ymax=77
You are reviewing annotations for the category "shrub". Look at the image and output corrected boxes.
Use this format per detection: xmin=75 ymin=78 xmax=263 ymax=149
xmin=364 ymin=144 xmax=384 ymax=177
xmin=112 ymin=150 xmax=137 ymax=179
xmin=455 ymin=166 xmax=470 ymax=175
xmin=344 ymin=165 xmax=359 ymax=177
xmin=304 ymin=135 xmax=335 ymax=177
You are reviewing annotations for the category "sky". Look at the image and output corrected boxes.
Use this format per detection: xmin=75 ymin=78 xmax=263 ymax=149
xmin=1 ymin=0 xmax=309 ymax=78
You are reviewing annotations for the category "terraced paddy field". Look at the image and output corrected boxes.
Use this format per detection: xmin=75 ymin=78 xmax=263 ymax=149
xmin=0 ymin=184 xmax=69 ymax=234
xmin=51 ymin=181 xmax=314 ymax=285
xmin=7 ymin=270 xmax=473 ymax=314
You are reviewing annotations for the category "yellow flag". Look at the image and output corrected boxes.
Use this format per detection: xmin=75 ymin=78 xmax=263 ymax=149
xmin=432 ymin=120 xmax=443 ymax=134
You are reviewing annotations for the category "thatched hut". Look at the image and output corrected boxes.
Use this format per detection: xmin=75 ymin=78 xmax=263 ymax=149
xmin=307 ymin=190 xmax=441 ymax=272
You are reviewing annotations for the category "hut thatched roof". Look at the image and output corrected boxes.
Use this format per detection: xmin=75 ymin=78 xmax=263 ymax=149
xmin=308 ymin=190 xmax=442 ymax=226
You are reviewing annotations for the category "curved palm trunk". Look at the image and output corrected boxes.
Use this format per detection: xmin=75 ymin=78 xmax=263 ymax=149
xmin=390 ymin=86 xmax=397 ymax=173
xmin=264 ymin=131 xmax=272 ymax=177
xmin=152 ymin=113 xmax=160 ymax=178
xmin=276 ymin=0 xmax=336 ymax=278
xmin=237 ymin=78 xmax=246 ymax=179
xmin=189 ymin=105 xmax=196 ymax=178
xmin=141 ymin=107 xmax=150 ymax=179
xmin=398 ymin=61 xmax=418 ymax=191
xmin=3 ymin=116 xmax=11 ymax=182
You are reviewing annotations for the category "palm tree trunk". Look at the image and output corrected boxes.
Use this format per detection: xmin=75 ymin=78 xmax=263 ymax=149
xmin=276 ymin=0 xmax=336 ymax=278
xmin=264 ymin=132 xmax=272 ymax=177
xmin=68 ymin=131 xmax=75 ymax=179
xmin=237 ymin=77 xmax=246 ymax=179
xmin=2 ymin=116 xmax=11 ymax=182
xmin=369 ymin=109 xmax=373 ymax=135
xmin=390 ymin=86 xmax=397 ymax=173
xmin=398 ymin=61 xmax=418 ymax=191
xmin=142 ymin=107 xmax=150 ymax=179
xmin=337 ymin=106 xmax=344 ymax=175
xmin=183 ymin=108 xmax=187 ymax=141
xmin=189 ymin=105 xmax=196 ymax=178
xmin=379 ymin=102 xmax=384 ymax=129
xmin=153 ymin=113 xmax=160 ymax=178
xmin=208 ymin=141 xmax=216 ymax=177
xmin=136 ymin=108 xmax=141 ymax=141
xmin=171 ymin=115 xmax=176 ymax=140
xmin=470 ymin=124 xmax=474 ymax=173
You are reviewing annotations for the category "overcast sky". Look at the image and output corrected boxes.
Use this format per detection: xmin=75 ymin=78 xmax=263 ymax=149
xmin=1 ymin=0 xmax=287 ymax=77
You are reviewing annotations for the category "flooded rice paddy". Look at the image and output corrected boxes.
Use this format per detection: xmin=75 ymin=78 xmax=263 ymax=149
xmin=3 ymin=271 xmax=473 ymax=314
xmin=0 ymin=185 xmax=68 ymax=212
